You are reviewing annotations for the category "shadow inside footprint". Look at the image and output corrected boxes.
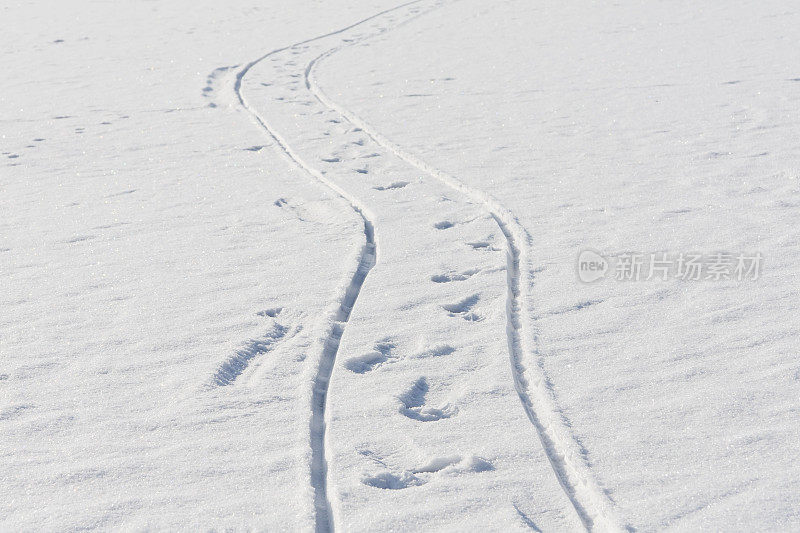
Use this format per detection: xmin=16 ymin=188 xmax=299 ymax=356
xmin=398 ymin=377 xmax=456 ymax=421
xmin=373 ymin=181 xmax=409 ymax=191
xmin=345 ymin=340 xmax=395 ymax=373
xmin=442 ymin=294 xmax=481 ymax=321
xmin=431 ymin=269 xmax=480 ymax=283
xmin=467 ymin=240 xmax=500 ymax=251
xmin=413 ymin=455 xmax=494 ymax=475
xmin=362 ymin=455 xmax=493 ymax=490
xmin=362 ymin=471 xmax=424 ymax=490
xmin=344 ymin=351 xmax=387 ymax=373
xmin=414 ymin=344 xmax=456 ymax=358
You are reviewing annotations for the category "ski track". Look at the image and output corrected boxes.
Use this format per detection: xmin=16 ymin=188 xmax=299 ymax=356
xmin=231 ymin=0 xmax=629 ymax=531
xmin=304 ymin=10 xmax=630 ymax=532
xmin=231 ymin=6 xmax=410 ymax=529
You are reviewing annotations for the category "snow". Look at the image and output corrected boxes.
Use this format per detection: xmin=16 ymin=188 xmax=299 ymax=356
xmin=3 ymin=0 xmax=799 ymax=531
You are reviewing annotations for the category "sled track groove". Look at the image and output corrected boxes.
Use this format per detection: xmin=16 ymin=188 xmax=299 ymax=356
xmin=304 ymin=19 xmax=629 ymax=533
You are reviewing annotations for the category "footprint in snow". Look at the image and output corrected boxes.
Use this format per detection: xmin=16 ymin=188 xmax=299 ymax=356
xmin=373 ymin=181 xmax=408 ymax=191
xmin=467 ymin=240 xmax=500 ymax=252
xmin=344 ymin=340 xmax=395 ymax=373
xmin=413 ymin=344 xmax=456 ymax=358
xmin=362 ymin=471 xmax=424 ymax=490
xmin=398 ymin=377 xmax=456 ymax=422
xmin=361 ymin=455 xmax=493 ymax=490
xmin=256 ymin=307 xmax=282 ymax=318
xmin=442 ymin=294 xmax=481 ymax=321
xmin=431 ymin=268 xmax=480 ymax=283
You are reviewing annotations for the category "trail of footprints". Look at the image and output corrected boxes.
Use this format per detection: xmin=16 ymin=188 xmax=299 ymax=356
xmin=208 ymin=4 xmax=504 ymax=500
xmin=342 ymin=246 xmax=496 ymax=490
xmin=3 ymin=114 xmax=133 ymax=167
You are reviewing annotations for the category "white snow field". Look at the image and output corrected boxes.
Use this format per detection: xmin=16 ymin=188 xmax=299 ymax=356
xmin=2 ymin=0 xmax=799 ymax=531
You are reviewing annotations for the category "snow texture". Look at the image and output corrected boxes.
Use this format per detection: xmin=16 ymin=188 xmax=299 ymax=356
xmin=2 ymin=0 xmax=799 ymax=531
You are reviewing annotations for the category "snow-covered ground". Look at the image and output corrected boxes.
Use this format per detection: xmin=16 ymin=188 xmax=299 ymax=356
xmin=2 ymin=0 xmax=799 ymax=531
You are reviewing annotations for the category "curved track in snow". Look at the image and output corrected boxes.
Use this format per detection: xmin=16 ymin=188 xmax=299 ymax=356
xmin=232 ymin=16 xmax=393 ymax=531
xmin=233 ymin=1 xmax=628 ymax=531
xmin=304 ymin=24 xmax=628 ymax=533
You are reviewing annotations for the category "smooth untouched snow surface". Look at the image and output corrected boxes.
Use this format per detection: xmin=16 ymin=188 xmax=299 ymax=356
xmin=3 ymin=0 xmax=799 ymax=531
